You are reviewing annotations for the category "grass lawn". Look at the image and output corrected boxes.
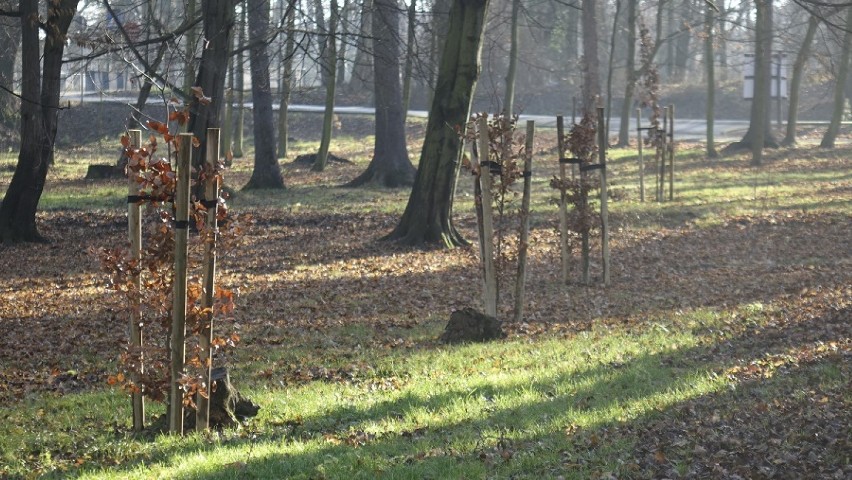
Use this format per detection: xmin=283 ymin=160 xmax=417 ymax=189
xmin=0 ymin=121 xmax=849 ymax=479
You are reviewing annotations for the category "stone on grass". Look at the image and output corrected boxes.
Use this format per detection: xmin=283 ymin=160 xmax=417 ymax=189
xmin=440 ymin=307 xmax=506 ymax=344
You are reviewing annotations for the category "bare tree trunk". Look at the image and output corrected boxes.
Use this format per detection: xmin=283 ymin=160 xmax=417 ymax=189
xmin=278 ymin=0 xmax=296 ymax=158
xmin=387 ymin=0 xmax=490 ymax=247
xmin=581 ymin=0 xmax=601 ymax=115
xmin=783 ymin=15 xmax=819 ymax=146
xmin=346 ymin=0 xmax=415 ymax=187
xmin=348 ymin=0 xmax=373 ymax=96
xmin=0 ymin=7 xmax=20 ymax=132
xmin=245 ymin=0 xmax=285 ymax=189
xmin=821 ymin=7 xmax=852 ymax=149
xmin=503 ymin=0 xmax=520 ymax=117
xmin=233 ymin=5 xmax=247 ymax=158
xmin=604 ymin=0 xmax=622 ymax=141
xmin=750 ymin=0 xmax=773 ymax=165
xmin=336 ymin=0 xmax=350 ymax=89
xmin=0 ymin=0 xmax=80 ymax=243
xmin=402 ymin=0 xmax=417 ymax=115
xmin=615 ymin=0 xmax=636 ymax=147
xmin=705 ymin=0 xmax=717 ymax=157
xmin=313 ymin=0 xmax=339 ymax=171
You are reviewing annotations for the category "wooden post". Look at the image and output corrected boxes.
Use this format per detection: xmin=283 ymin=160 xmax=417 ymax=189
xmin=598 ymin=107 xmax=610 ymax=286
xmin=127 ymin=129 xmax=144 ymax=432
xmin=196 ymin=129 xmax=220 ymax=432
xmin=668 ymin=104 xmax=675 ymax=201
xmin=580 ymin=156 xmax=590 ymax=284
xmin=477 ymin=116 xmax=497 ymax=318
xmin=513 ymin=121 xmax=535 ymax=322
xmin=659 ymin=110 xmax=667 ymax=202
xmin=556 ymin=116 xmax=570 ymax=285
xmin=169 ymin=133 xmax=193 ymax=435
xmin=636 ymin=108 xmax=644 ymax=202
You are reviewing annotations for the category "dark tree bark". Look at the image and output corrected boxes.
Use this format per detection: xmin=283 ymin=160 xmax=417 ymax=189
xmin=347 ymin=0 xmax=373 ymax=96
xmin=820 ymin=7 xmax=852 ymax=149
xmin=386 ymin=0 xmax=490 ymax=247
xmin=783 ymin=15 xmax=819 ymax=146
xmin=347 ymin=0 xmax=415 ymax=187
xmin=312 ymin=0 xmax=339 ymax=172
xmin=278 ymin=1 xmax=296 ymax=158
xmin=0 ymin=3 xmax=20 ymax=132
xmin=581 ymin=0 xmax=601 ymax=115
xmin=705 ymin=0 xmax=718 ymax=158
xmin=0 ymin=0 xmax=80 ymax=243
xmin=725 ymin=0 xmax=776 ymax=159
xmin=245 ymin=0 xmax=285 ymax=189
xmin=615 ymin=0 xmax=636 ymax=147
xmin=187 ymin=0 xmax=238 ymax=168
xmin=233 ymin=5 xmax=247 ymax=158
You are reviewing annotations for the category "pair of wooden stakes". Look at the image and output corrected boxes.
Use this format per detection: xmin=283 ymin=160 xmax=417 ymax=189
xmin=125 ymin=129 xmax=221 ymax=435
xmin=636 ymin=105 xmax=676 ymax=203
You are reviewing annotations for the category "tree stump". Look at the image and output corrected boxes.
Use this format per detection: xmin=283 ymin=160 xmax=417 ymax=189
xmin=440 ymin=307 xmax=506 ymax=344
xmin=171 ymin=367 xmax=259 ymax=432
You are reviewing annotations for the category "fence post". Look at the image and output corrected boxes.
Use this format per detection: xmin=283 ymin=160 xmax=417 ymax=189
xmin=127 ymin=129 xmax=144 ymax=432
xmin=636 ymin=108 xmax=644 ymax=202
xmin=513 ymin=121 xmax=535 ymax=322
xmin=475 ymin=116 xmax=497 ymax=317
xmin=668 ymin=104 xmax=675 ymax=201
xmin=597 ymin=107 xmax=610 ymax=286
xmin=556 ymin=116 xmax=570 ymax=285
xmin=659 ymin=110 xmax=667 ymax=202
xmin=169 ymin=133 xmax=193 ymax=435
xmin=196 ymin=128 xmax=220 ymax=432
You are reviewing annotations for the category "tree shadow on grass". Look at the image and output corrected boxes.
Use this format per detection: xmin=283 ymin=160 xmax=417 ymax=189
xmin=54 ymin=302 xmax=849 ymax=479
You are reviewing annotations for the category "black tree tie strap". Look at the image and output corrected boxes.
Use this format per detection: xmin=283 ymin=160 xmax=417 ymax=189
xmin=174 ymin=220 xmax=190 ymax=230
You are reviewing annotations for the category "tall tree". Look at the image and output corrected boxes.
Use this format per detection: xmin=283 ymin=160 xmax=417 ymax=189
xmin=0 ymin=0 xmax=80 ymax=243
xmin=402 ymin=0 xmax=417 ymax=115
xmin=232 ymin=5 xmax=247 ymax=158
xmin=347 ymin=0 xmax=373 ymax=95
xmin=820 ymin=6 xmax=852 ymax=149
xmin=783 ymin=15 xmax=819 ymax=146
xmin=245 ymin=0 xmax=285 ymax=188
xmin=0 ymin=1 xmax=20 ymax=133
xmin=615 ymin=0 xmax=636 ymax=147
xmin=278 ymin=0 xmax=296 ymax=158
xmin=581 ymin=0 xmax=600 ymax=115
xmin=347 ymin=0 xmax=415 ymax=187
xmin=704 ymin=0 xmax=717 ymax=157
xmin=386 ymin=0 xmax=490 ymax=247
xmin=187 ymin=0 xmax=238 ymax=168
xmin=312 ymin=0 xmax=339 ymax=171
xmin=503 ymin=0 xmax=520 ymax=117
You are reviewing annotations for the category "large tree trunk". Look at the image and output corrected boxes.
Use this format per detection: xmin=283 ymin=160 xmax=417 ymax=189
xmin=245 ymin=0 xmax=285 ymax=189
xmin=187 ymin=0 xmax=237 ymax=169
xmin=783 ymin=15 xmax=819 ymax=146
xmin=615 ymin=0 xmax=636 ymax=147
xmin=386 ymin=0 xmax=490 ymax=247
xmin=820 ymin=7 xmax=852 ymax=149
xmin=0 ymin=0 xmax=79 ymax=244
xmin=346 ymin=0 xmax=415 ymax=187
xmin=348 ymin=0 xmax=373 ymax=96
xmin=402 ymin=0 xmax=417 ymax=115
xmin=233 ymin=6 xmax=247 ymax=158
xmin=726 ymin=0 xmax=776 ymax=159
xmin=581 ymin=0 xmax=601 ymax=115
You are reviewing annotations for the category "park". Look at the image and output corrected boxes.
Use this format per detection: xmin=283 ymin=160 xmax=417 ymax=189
xmin=0 ymin=0 xmax=850 ymax=478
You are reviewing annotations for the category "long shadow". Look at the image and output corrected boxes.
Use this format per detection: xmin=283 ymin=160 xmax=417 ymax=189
xmin=55 ymin=301 xmax=848 ymax=479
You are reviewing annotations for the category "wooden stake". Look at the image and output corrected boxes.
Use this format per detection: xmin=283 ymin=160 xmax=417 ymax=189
xmin=477 ymin=116 xmax=497 ymax=317
xmin=513 ymin=121 xmax=535 ymax=322
xmin=598 ymin=107 xmax=610 ymax=286
xmin=659 ymin=110 xmax=667 ymax=202
xmin=668 ymin=104 xmax=675 ymax=201
xmin=636 ymin=108 xmax=644 ymax=202
xmin=196 ymin=129 xmax=220 ymax=432
xmin=556 ymin=116 xmax=570 ymax=285
xmin=127 ymin=129 xmax=144 ymax=432
xmin=169 ymin=133 xmax=193 ymax=435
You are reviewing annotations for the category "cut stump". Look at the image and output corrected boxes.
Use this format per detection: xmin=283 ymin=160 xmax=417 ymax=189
xmin=440 ymin=307 xmax=506 ymax=344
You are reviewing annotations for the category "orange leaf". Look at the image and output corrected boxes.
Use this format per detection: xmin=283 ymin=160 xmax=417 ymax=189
xmin=192 ymin=136 xmax=201 ymax=148
xmin=120 ymin=135 xmax=130 ymax=148
xmin=147 ymin=120 xmax=169 ymax=135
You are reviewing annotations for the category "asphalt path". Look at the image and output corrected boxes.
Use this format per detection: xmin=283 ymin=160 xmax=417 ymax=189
xmin=68 ymin=94 xmax=753 ymax=142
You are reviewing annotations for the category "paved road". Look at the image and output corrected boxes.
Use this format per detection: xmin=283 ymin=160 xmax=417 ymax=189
xmin=67 ymin=94 xmax=752 ymax=142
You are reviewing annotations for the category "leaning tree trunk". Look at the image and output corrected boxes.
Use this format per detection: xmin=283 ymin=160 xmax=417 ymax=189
xmin=821 ymin=7 xmax=852 ymax=149
xmin=187 ymin=0 xmax=237 ymax=169
xmin=346 ymin=0 xmax=415 ymax=187
xmin=245 ymin=0 xmax=285 ymax=189
xmin=783 ymin=15 xmax=818 ymax=146
xmin=386 ymin=0 xmax=490 ymax=247
xmin=0 ymin=0 xmax=79 ymax=244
